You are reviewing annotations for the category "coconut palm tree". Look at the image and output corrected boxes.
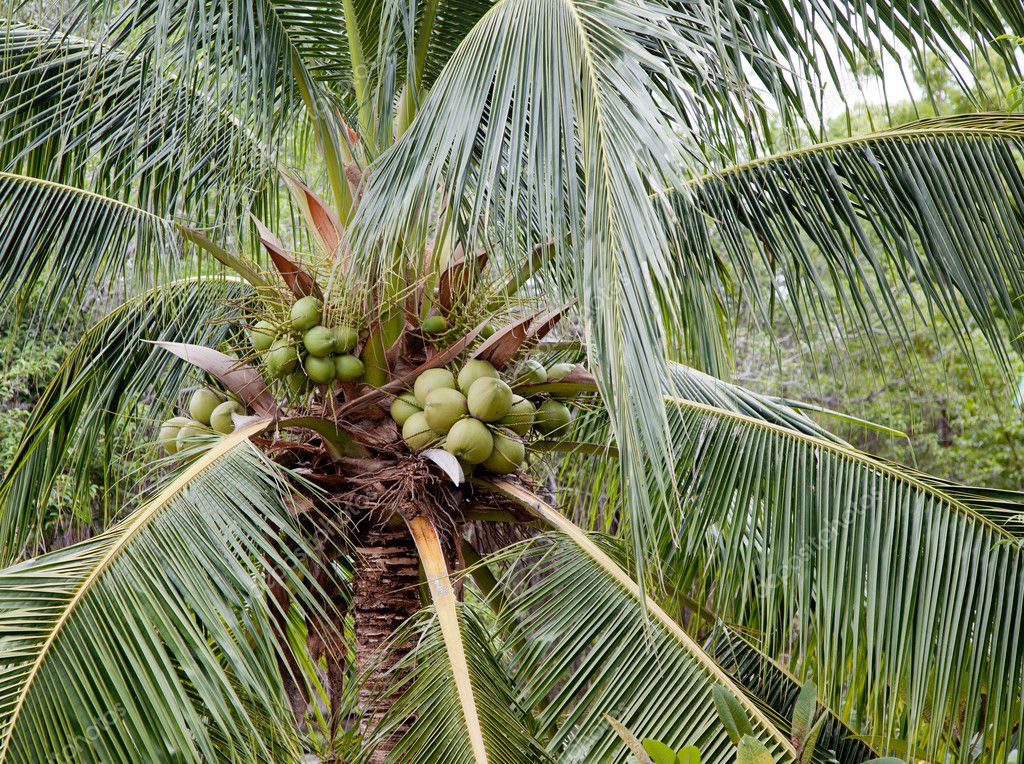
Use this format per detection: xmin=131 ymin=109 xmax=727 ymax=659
xmin=2 ymin=0 xmax=1024 ymax=762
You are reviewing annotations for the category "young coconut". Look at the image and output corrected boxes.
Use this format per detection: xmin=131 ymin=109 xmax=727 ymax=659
xmin=287 ymin=370 xmax=311 ymax=396
xmin=175 ymin=421 xmax=207 ymax=452
xmin=534 ymin=399 xmax=572 ymax=435
xmin=332 ymin=325 xmax=358 ymax=353
xmin=290 ymin=296 xmax=322 ymax=331
xmin=402 ymin=411 xmax=437 ymax=450
xmin=547 ymin=362 xmax=576 ymax=380
xmin=414 ymin=368 xmax=457 ymax=406
xmin=518 ymin=359 xmax=547 ymax=384
xmin=305 ymin=355 xmax=337 ymax=384
xmin=303 ymin=326 xmax=335 ymax=357
xmin=249 ymin=320 xmax=276 ymax=352
xmin=335 ymin=354 xmax=365 ymax=381
xmin=189 ymin=388 xmax=225 ymax=425
xmin=467 ymin=377 xmax=514 ymax=422
xmin=210 ymin=400 xmax=245 ymax=434
xmin=390 ymin=392 xmax=422 ymax=427
xmin=158 ymin=416 xmax=193 ymax=455
xmin=423 ymin=388 xmax=468 ymax=434
xmin=498 ymin=395 xmax=536 ymax=436
xmin=481 ymin=430 xmax=526 ymax=474
xmin=267 ymin=339 xmax=299 ymax=378
xmin=444 ymin=418 xmax=494 ymax=464
xmin=457 ymin=359 xmax=500 ymax=395
xmin=421 ymin=315 xmax=448 ymax=334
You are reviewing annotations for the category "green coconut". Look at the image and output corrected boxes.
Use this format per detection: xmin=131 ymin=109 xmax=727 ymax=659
xmin=303 ymin=326 xmax=335 ymax=357
xmin=481 ymin=431 xmax=525 ymax=474
xmin=480 ymin=324 xmax=496 ymax=339
xmin=498 ymin=395 xmax=536 ymax=436
xmin=402 ymin=411 xmax=436 ymax=450
xmin=175 ymin=421 xmax=207 ymax=452
xmin=534 ymin=399 xmax=572 ymax=435
xmin=267 ymin=339 xmax=299 ymax=378
xmin=467 ymin=377 xmax=514 ymax=422
xmin=390 ymin=392 xmax=422 ymax=426
xmin=290 ymin=296 xmax=323 ymax=331
xmin=335 ymin=354 xmax=365 ymax=381
xmin=332 ymin=325 xmax=359 ymax=353
xmin=305 ymin=355 xmax=336 ymax=384
xmin=457 ymin=359 xmax=500 ymax=395
xmin=423 ymin=388 xmax=468 ymax=435
xmin=188 ymin=388 xmax=224 ymax=425
xmin=444 ymin=418 xmax=493 ymax=464
xmin=249 ymin=320 xmax=276 ymax=352
xmin=518 ymin=359 xmax=548 ymax=384
xmin=210 ymin=400 xmax=244 ymax=434
xmin=547 ymin=362 xmax=576 ymax=380
xmin=287 ymin=370 xmax=311 ymax=396
xmin=421 ymin=315 xmax=448 ymax=334
xmin=414 ymin=368 xmax=457 ymax=406
xmin=158 ymin=416 xmax=193 ymax=455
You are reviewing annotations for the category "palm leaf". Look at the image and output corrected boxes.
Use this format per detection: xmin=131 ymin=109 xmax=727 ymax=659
xmin=483 ymin=480 xmax=794 ymax=764
xmin=0 ymin=276 xmax=249 ymax=563
xmin=675 ymin=114 xmax=1024 ymax=367
xmin=656 ymin=393 xmax=1024 ymax=761
xmin=0 ymin=421 xmax=320 ymax=763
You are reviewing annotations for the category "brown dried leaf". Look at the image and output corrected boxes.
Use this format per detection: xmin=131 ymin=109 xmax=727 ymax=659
xmin=281 ymin=170 xmax=343 ymax=255
xmin=251 ymin=214 xmax=323 ymax=299
xmin=471 ymin=312 xmax=539 ymax=369
xmin=439 ymin=248 xmax=488 ymax=312
xmin=154 ymin=341 xmax=280 ymax=417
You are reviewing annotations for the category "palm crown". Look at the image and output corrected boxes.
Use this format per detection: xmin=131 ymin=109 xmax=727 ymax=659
xmin=2 ymin=0 xmax=1024 ymax=762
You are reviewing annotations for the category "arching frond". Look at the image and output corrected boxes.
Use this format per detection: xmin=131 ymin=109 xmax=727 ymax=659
xmin=0 ymin=277 xmax=251 ymax=563
xmin=484 ymin=482 xmax=794 ymax=764
xmin=0 ymin=422 xmax=318 ymax=763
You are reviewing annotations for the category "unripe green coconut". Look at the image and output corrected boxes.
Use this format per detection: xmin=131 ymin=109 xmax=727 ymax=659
xmin=498 ymin=395 xmax=536 ymax=436
xmin=189 ymin=388 xmax=224 ymax=425
xmin=290 ymin=296 xmax=322 ymax=331
xmin=444 ymin=418 xmax=493 ymax=464
xmin=402 ymin=411 xmax=436 ymax=450
xmin=390 ymin=392 xmax=422 ymax=426
xmin=158 ymin=416 xmax=193 ymax=455
xmin=467 ymin=377 xmax=514 ymax=422
xmin=335 ymin=354 xmax=365 ymax=382
xmin=457 ymin=359 xmax=500 ymax=395
xmin=480 ymin=324 xmax=496 ymax=339
xmin=332 ymin=325 xmax=358 ymax=353
xmin=305 ymin=355 xmax=337 ymax=384
xmin=210 ymin=400 xmax=244 ymax=434
xmin=303 ymin=326 xmax=335 ymax=357
xmin=421 ymin=315 xmax=448 ymax=334
xmin=250 ymin=320 xmax=276 ymax=352
xmin=534 ymin=399 xmax=572 ymax=435
xmin=414 ymin=368 xmax=457 ymax=406
xmin=481 ymin=431 xmax=525 ymax=474
xmin=423 ymin=388 xmax=468 ymax=434
xmin=267 ymin=340 xmax=299 ymax=378
xmin=547 ymin=362 xmax=576 ymax=380
xmin=287 ymin=370 xmax=311 ymax=396
xmin=175 ymin=421 xmax=207 ymax=452
xmin=518 ymin=359 xmax=547 ymax=384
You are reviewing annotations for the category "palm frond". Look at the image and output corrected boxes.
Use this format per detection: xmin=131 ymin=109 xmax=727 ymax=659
xmin=656 ymin=393 xmax=1024 ymax=761
xmin=0 ymin=422 xmax=318 ymax=763
xmin=0 ymin=172 xmax=182 ymax=311
xmin=675 ymin=114 xmax=1024 ymax=367
xmin=0 ymin=276 xmax=250 ymax=563
xmin=484 ymin=481 xmax=794 ymax=764
xmin=367 ymin=603 xmax=549 ymax=763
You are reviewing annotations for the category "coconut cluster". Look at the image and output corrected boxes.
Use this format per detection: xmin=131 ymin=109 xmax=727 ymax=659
xmin=158 ymin=387 xmax=250 ymax=455
xmin=250 ymin=296 xmax=365 ymax=394
xmin=391 ymin=358 xmax=577 ymax=475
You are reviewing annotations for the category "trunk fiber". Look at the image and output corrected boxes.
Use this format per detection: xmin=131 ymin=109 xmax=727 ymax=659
xmin=352 ymin=522 xmax=422 ymax=763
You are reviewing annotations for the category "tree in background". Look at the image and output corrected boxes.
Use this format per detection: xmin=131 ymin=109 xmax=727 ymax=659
xmin=2 ymin=1 xmax=1024 ymax=762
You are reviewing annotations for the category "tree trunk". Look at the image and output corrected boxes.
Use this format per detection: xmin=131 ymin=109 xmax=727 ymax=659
xmin=352 ymin=522 xmax=422 ymax=763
